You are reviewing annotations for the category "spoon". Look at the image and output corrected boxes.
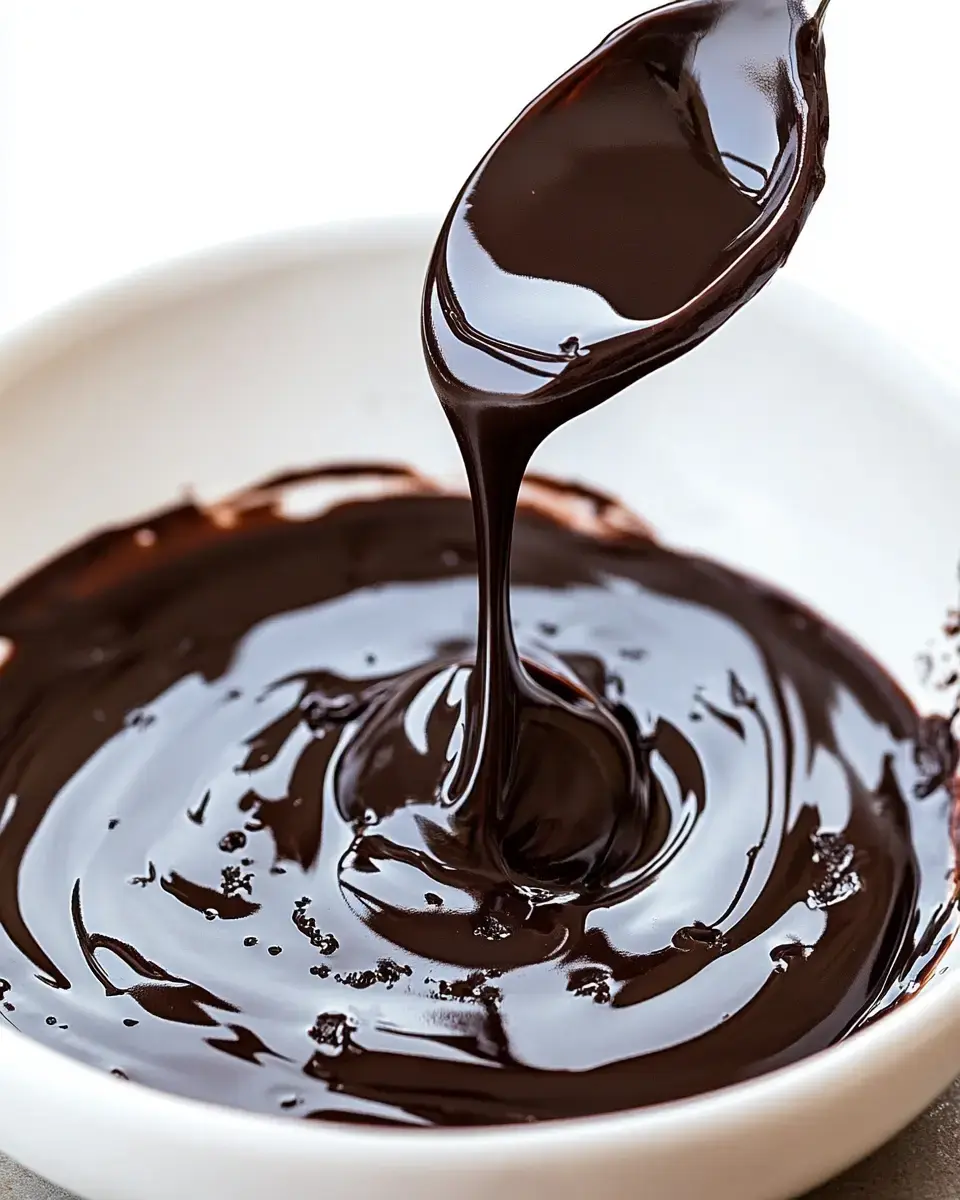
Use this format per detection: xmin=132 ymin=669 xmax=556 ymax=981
xmin=421 ymin=0 xmax=829 ymax=889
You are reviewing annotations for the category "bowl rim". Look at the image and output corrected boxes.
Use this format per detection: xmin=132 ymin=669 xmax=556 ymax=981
xmin=0 ymin=214 xmax=958 ymax=1167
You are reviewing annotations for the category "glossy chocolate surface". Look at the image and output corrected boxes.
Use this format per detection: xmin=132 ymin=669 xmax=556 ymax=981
xmin=0 ymin=473 xmax=955 ymax=1125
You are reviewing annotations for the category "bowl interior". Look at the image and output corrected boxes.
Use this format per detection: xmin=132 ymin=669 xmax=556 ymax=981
xmin=1 ymin=224 xmax=957 ymax=966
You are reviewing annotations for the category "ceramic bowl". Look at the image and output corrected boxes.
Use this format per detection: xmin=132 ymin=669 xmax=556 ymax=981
xmin=0 ymin=218 xmax=958 ymax=1200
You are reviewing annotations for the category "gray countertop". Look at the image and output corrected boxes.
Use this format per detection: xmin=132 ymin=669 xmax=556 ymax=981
xmin=3 ymin=1078 xmax=958 ymax=1199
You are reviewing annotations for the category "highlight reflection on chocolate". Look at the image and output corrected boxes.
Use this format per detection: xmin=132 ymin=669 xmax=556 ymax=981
xmin=0 ymin=469 xmax=956 ymax=1126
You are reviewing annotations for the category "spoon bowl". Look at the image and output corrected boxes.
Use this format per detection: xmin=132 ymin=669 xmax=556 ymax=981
xmin=422 ymin=0 xmax=829 ymax=424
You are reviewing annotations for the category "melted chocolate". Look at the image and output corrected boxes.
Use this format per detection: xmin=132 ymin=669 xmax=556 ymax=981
xmin=0 ymin=472 xmax=955 ymax=1125
xmin=0 ymin=0 xmax=957 ymax=1131
xmin=422 ymin=0 xmax=829 ymax=886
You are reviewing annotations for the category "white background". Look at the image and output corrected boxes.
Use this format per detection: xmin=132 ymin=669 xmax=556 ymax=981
xmin=0 ymin=0 xmax=956 ymax=378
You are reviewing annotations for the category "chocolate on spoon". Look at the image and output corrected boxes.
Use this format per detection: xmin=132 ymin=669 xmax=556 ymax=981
xmin=422 ymin=0 xmax=829 ymax=888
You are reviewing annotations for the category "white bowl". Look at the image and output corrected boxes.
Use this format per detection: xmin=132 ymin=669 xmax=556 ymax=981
xmin=0 ymin=218 xmax=958 ymax=1200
